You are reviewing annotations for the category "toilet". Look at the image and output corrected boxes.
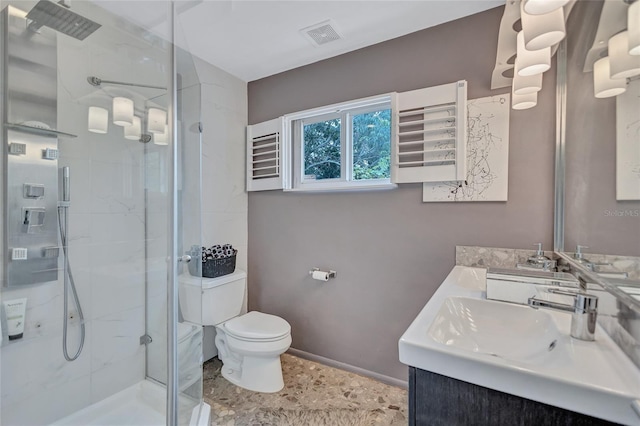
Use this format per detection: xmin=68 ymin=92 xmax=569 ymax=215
xmin=178 ymin=269 xmax=291 ymax=393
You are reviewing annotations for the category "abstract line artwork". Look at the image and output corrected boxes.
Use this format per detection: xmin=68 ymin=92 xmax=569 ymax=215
xmin=423 ymin=94 xmax=510 ymax=202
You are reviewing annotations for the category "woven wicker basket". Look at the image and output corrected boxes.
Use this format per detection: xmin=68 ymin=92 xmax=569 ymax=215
xmin=202 ymin=255 xmax=236 ymax=278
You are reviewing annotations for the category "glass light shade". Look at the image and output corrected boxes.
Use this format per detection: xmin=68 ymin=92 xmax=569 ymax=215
xmin=609 ymin=31 xmax=640 ymax=79
xmin=593 ymin=57 xmax=627 ymax=98
xmin=516 ymin=31 xmax=551 ymax=76
xmin=112 ymin=97 xmax=134 ymax=126
xmin=523 ymin=0 xmax=570 ymax=15
xmin=88 ymin=106 xmax=108 ymax=134
xmin=153 ymin=124 xmax=169 ymax=145
xmin=147 ymin=108 xmax=166 ymax=134
xmin=512 ymin=91 xmax=537 ymax=110
xmin=521 ymin=3 xmax=566 ymax=50
xmin=630 ymin=1 xmax=640 ymax=56
xmin=513 ymin=63 xmax=543 ymax=95
xmin=124 ymin=116 xmax=142 ymax=140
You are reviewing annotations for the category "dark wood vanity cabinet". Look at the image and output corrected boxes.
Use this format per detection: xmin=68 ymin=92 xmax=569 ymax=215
xmin=408 ymin=367 xmax=618 ymax=426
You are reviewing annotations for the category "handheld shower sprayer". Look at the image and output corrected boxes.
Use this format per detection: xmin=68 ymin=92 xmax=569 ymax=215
xmin=58 ymin=166 xmax=84 ymax=361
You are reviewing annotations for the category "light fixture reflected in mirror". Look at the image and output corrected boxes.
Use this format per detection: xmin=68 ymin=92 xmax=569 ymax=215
xmin=512 ymin=91 xmax=538 ymax=110
xmin=521 ymin=2 xmax=566 ymax=50
xmin=153 ymin=124 xmax=169 ymax=145
xmin=513 ymin=63 xmax=543 ymax=95
xmin=148 ymin=108 xmax=166 ymax=134
xmin=124 ymin=116 xmax=142 ymax=140
xmin=88 ymin=106 xmax=108 ymax=134
xmin=522 ymin=0 xmax=570 ymax=16
xmin=630 ymin=1 xmax=640 ymax=56
xmin=593 ymin=57 xmax=627 ymax=98
xmin=609 ymin=31 xmax=640 ymax=79
xmin=112 ymin=97 xmax=134 ymax=126
xmin=516 ymin=31 xmax=551 ymax=76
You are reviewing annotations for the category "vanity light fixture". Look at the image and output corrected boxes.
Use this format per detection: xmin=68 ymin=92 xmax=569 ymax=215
xmin=88 ymin=106 xmax=108 ymax=134
xmin=629 ymin=1 xmax=640 ymax=55
xmin=124 ymin=116 xmax=142 ymax=141
xmin=609 ymin=31 xmax=640 ymax=79
xmin=522 ymin=0 xmax=570 ymax=16
xmin=513 ymin=62 xmax=543 ymax=94
xmin=593 ymin=57 xmax=627 ymax=98
xmin=87 ymin=75 xmax=167 ymax=141
xmin=521 ymin=2 xmax=566 ymax=50
xmin=112 ymin=97 xmax=134 ymax=127
xmin=516 ymin=31 xmax=551 ymax=76
xmin=512 ymin=91 xmax=538 ymax=110
xmin=147 ymin=108 xmax=167 ymax=134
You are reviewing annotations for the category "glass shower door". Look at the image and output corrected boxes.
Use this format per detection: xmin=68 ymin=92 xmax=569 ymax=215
xmin=145 ymin=11 xmax=206 ymax=424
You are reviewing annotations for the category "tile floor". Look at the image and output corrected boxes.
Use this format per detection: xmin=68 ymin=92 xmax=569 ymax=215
xmin=203 ymin=353 xmax=408 ymax=426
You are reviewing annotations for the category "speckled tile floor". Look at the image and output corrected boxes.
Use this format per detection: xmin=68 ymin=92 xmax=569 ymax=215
xmin=203 ymin=353 xmax=408 ymax=426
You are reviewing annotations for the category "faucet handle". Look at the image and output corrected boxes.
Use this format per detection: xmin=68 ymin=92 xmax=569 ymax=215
xmin=547 ymin=288 xmax=598 ymax=312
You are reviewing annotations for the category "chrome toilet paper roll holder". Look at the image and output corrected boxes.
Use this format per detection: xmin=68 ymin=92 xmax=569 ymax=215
xmin=309 ymin=268 xmax=337 ymax=279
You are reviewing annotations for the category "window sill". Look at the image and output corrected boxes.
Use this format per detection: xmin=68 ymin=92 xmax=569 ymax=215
xmin=285 ymin=181 xmax=397 ymax=193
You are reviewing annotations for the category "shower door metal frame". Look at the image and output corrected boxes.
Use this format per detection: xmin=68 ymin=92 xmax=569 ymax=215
xmin=168 ymin=2 xmax=179 ymax=424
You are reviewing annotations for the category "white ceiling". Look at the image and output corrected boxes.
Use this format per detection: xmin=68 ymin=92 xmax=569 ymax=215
xmin=96 ymin=1 xmax=503 ymax=82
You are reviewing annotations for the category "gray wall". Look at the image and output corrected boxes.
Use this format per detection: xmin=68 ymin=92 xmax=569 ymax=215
xmin=247 ymin=6 xmax=557 ymax=381
xmin=565 ymin=0 xmax=640 ymax=257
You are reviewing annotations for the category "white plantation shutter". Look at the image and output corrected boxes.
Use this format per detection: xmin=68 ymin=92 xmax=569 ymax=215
xmin=246 ymin=117 xmax=288 ymax=191
xmin=391 ymin=80 xmax=467 ymax=183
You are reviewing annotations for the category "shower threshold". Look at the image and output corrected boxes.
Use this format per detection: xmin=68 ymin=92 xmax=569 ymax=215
xmin=50 ymin=379 xmax=211 ymax=426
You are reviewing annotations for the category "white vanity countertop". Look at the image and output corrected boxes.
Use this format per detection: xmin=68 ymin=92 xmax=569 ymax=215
xmin=399 ymin=266 xmax=640 ymax=425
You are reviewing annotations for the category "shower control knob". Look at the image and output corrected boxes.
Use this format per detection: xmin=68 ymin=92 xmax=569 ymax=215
xmin=179 ymin=255 xmax=191 ymax=263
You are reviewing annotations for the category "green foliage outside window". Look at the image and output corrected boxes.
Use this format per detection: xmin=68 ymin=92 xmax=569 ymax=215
xmin=302 ymin=109 xmax=391 ymax=181
xmin=303 ymin=118 xmax=341 ymax=180
xmin=352 ymin=109 xmax=391 ymax=180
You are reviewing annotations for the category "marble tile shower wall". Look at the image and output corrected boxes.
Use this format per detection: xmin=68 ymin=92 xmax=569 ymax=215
xmin=0 ymin=24 xmax=166 ymax=425
xmin=197 ymin=56 xmax=248 ymax=277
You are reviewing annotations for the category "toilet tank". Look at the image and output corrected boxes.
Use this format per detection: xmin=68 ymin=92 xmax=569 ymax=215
xmin=178 ymin=269 xmax=247 ymax=326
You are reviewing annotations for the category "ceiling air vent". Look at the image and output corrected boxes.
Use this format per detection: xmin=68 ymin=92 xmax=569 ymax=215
xmin=300 ymin=20 xmax=342 ymax=47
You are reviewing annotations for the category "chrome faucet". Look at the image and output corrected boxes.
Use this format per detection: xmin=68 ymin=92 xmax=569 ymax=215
xmin=528 ymin=288 xmax=598 ymax=341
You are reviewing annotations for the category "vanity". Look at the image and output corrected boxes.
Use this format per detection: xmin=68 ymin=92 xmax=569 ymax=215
xmin=399 ymin=0 xmax=640 ymax=424
xmin=399 ymin=266 xmax=640 ymax=425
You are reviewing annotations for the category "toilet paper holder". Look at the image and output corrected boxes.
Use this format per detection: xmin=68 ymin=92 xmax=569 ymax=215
xmin=309 ymin=268 xmax=337 ymax=280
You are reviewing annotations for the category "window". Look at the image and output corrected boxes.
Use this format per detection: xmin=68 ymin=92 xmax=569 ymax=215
xmin=290 ymin=96 xmax=393 ymax=191
xmin=245 ymin=81 xmax=467 ymax=193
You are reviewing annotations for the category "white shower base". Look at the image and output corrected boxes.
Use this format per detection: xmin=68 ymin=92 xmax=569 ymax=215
xmin=50 ymin=379 xmax=210 ymax=426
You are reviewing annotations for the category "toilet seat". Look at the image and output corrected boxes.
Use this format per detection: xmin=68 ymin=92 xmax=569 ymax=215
xmin=224 ymin=311 xmax=290 ymax=341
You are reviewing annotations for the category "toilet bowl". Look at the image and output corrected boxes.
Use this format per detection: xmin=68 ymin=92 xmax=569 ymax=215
xmin=215 ymin=311 xmax=291 ymax=393
xmin=178 ymin=270 xmax=291 ymax=393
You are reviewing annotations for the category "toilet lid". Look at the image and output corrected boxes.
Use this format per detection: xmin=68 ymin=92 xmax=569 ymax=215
xmin=224 ymin=311 xmax=290 ymax=340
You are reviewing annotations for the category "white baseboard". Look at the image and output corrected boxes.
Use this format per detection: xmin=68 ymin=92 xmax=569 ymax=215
xmin=286 ymin=347 xmax=408 ymax=389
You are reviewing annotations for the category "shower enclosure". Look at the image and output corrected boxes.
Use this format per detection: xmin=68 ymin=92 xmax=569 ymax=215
xmin=0 ymin=1 xmax=208 ymax=424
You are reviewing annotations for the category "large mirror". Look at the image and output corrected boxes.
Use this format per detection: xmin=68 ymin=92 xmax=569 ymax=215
xmin=562 ymin=0 xmax=640 ymax=307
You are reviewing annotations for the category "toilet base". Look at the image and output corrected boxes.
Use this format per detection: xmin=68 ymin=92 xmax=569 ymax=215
xmin=220 ymin=354 xmax=285 ymax=393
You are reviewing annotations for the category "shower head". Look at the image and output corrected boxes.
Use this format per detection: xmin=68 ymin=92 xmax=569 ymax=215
xmin=26 ymin=0 xmax=101 ymax=41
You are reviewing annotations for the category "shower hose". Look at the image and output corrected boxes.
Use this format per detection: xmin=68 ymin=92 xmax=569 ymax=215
xmin=58 ymin=205 xmax=85 ymax=361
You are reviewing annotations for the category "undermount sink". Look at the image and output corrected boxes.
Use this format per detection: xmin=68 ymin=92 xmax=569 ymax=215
xmin=428 ymin=297 xmax=563 ymax=364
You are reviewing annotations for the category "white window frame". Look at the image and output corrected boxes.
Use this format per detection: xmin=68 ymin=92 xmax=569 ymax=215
xmin=286 ymin=94 xmax=396 ymax=192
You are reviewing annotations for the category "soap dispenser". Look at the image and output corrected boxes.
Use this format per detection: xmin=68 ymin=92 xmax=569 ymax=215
xmin=517 ymin=243 xmax=557 ymax=272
